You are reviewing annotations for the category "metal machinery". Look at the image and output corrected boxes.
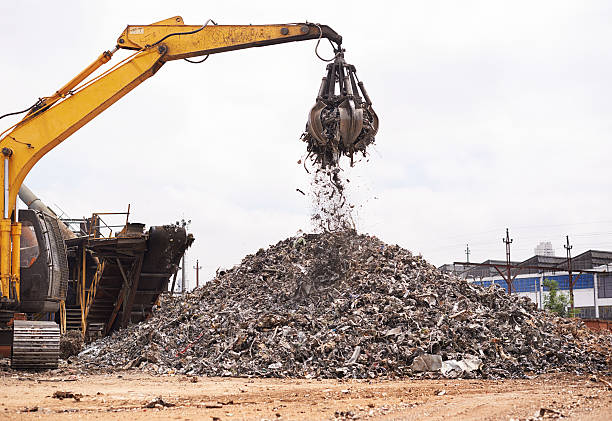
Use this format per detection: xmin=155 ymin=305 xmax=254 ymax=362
xmin=1 ymin=208 xmax=68 ymax=368
xmin=62 ymin=217 xmax=193 ymax=339
xmin=5 ymin=185 xmax=194 ymax=368
xmin=306 ymin=51 xmax=379 ymax=166
xmin=0 ymin=17 xmax=346 ymax=369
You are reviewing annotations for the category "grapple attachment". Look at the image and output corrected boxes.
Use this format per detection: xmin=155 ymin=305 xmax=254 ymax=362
xmin=303 ymin=51 xmax=378 ymax=167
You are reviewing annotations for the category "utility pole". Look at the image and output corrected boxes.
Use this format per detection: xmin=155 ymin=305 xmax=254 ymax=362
xmin=177 ymin=218 xmax=191 ymax=293
xmin=503 ymin=228 xmax=513 ymax=294
xmin=193 ymin=259 xmax=202 ymax=289
xmin=465 ymin=244 xmax=470 ymax=263
xmin=565 ymin=235 xmax=575 ymax=314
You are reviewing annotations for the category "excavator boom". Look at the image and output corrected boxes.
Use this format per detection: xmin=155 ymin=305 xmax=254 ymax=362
xmin=0 ymin=17 xmax=342 ymax=307
xmin=117 ymin=17 xmax=342 ymax=57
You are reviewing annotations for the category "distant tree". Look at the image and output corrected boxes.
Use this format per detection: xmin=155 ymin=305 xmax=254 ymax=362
xmin=543 ymin=278 xmax=570 ymax=317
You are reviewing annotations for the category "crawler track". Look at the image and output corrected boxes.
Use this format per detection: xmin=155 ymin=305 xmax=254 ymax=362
xmin=11 ymin=320 xmax=59 ymax=369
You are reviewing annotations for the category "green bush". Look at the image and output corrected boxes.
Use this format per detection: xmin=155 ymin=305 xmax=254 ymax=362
xmin=543 ymin=278 xmax=571 ymax=317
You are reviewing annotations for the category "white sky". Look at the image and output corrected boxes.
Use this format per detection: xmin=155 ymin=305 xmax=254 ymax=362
xmin=2 ymin=1 xmax=612 ymax=287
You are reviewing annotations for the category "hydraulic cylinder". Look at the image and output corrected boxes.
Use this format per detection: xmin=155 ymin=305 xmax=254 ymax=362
xmin=11 ymin=222 xmax=21 ymax=301
xmin=0 ymin=219 xmax=11 ymax=299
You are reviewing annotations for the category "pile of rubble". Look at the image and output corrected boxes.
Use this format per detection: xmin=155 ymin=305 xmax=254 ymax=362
xmin=59 ymin=330 xmax=83 ymax=360
xmin=77 ymin=230 xmax=611 ymax=379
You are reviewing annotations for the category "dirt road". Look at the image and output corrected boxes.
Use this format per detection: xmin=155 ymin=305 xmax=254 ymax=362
xmin=0 ymin=372 xmax=610 ymax=420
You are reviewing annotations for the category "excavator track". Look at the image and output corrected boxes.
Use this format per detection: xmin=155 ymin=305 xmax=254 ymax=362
xmin=11 ymin=320 xmax=60 ymax=369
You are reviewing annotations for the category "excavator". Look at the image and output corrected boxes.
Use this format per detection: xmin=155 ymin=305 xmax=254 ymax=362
xmin=0 ymin=16 xmax=376 ymax=369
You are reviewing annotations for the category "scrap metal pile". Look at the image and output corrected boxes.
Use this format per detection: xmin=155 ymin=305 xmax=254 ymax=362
xmin=76 ymin=230 xmax=611 ymax=379
xmin=301 ymin=51 xmax=378 ymax=168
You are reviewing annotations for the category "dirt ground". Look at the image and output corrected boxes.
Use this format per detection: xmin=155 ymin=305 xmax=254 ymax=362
xmin=0 ymin=372 xmax=610 ymax=420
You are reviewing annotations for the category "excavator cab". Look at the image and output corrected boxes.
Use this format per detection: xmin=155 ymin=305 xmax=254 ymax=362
xmin=18 ymin=209 xmax=68 ymax=314
xmin=0 ymin=209 xmax=67 ymax=369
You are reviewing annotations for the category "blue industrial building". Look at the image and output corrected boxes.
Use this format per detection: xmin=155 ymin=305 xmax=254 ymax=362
xmin=441 ymin=250 xmax=612 ymax=320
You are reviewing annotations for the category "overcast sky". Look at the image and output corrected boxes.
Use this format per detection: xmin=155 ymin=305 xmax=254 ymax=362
xmin=2 ymin=1 xmax=612 ymax=287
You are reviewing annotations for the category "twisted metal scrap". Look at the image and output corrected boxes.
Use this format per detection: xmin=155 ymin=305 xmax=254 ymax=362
xmin=302 ymin=51 xmax=378 ymax=167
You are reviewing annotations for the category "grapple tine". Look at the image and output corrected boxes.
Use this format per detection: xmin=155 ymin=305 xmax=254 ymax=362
xmin=353 ymin=106 xmax=364 ymax=140
xmin=340 ymin=75 xmax=364 ymax=146
xmin=338 ymin=98 xmax=363 ymax=147
xmin=307 ymin=100 xmax=328 ymax=145
xmin=358 ymin=80 xmax=378 ymax=136
xmin=368 ymin=106 xmax=379 ymax=136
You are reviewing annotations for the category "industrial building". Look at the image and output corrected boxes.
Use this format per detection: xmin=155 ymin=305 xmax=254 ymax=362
xmin=439 ymin=250 xmax=612 ymax=320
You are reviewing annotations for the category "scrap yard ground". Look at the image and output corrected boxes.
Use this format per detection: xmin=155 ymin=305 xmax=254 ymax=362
xmin=0 ymin=373 xmax=611 ymax=420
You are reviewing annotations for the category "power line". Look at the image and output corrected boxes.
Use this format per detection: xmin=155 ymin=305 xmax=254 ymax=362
xmin=427 ymin=220 xmax=612 ymax=244
xmin=428 ymin=229 xmax=612 ymax=253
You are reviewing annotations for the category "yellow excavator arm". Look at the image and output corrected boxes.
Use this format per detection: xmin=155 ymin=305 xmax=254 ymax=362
xmin=0 ymin=16 xmax=342 ymax=302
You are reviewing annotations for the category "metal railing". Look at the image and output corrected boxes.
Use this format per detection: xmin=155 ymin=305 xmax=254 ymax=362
xmin=87 ymin=204 xmax=131 ymax=239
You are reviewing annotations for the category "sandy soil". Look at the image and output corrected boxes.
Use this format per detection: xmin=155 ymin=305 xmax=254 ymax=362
xmin=0 ymin=372 xmax=610 ymax=420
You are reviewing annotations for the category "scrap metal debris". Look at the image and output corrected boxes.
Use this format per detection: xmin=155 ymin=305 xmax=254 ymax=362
xmin=59 ymin=331 xmax=83 ymax=360
xmin=309 ymin=167 xmax=354 ymax=232
xmin=52 ymin=391 xmax=82 ymax=401
xmin=76 ymin=230 xmax=611 ymax=379
xmin=143 ymin=396 xmax=175 ymax=408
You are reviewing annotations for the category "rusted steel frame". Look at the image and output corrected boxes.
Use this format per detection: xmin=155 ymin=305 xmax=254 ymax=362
xmin=169 ymin=271 xmax=178 ymax=296
xmin=454 ymin=262 xmax=602 ymax=274
xmin=567 ymin=270 xmax=583 ymax=288
xmin=567 ymin=270 xmax=583 ymax=314
xmin=492 ymin=265 xmax=514 ymax=294
xmin=121 ymin=253 xmax=144 ymax=328
xmin=80 ymin=246 xmax=86 ymax=336
xmin=125 ymin=204 xmax=130 ymax=225
xmin=84 ymin=261 xmax=105 ymax=323
xmin=104 ymin=258 xmax=130 ymax=335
